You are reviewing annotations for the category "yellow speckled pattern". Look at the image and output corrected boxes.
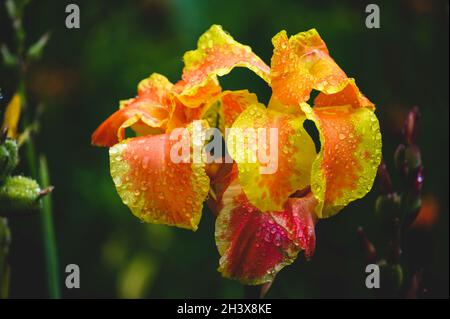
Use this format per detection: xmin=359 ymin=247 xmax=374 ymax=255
xmin=227 ymin=104 xmax=316 ymax=212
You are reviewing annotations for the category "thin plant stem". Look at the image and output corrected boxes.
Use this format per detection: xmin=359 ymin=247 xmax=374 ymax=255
xmin=38 ymin=155 xmax=60 ymax=299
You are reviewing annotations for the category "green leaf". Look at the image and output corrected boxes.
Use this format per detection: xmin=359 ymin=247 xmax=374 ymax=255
xmin=27 ymin=32 xmax=51 ymax=61
xmin=0 ymin=45 xmax=18 ymax=67
xmin=5 ymin=0 xmax=17 ymax=19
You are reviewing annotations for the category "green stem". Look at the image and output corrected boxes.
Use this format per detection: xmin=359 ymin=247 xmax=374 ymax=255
xmin=0 ymin=217 xmax=11 ymax=298
xmin=38 ymin=156 xmax=60 ymax=299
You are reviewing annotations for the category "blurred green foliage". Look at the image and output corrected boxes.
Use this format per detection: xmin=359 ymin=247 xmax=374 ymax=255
xmin=0 ymin=0 xmax=448 ymax=298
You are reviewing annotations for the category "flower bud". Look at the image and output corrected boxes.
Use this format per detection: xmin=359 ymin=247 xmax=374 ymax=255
xmin=0 ymin=176 xmax=44 ymax=217
xmin=404 ymin=145 xmax=422 ymax=171
xmin=357 ymin=227 xmax=377 ymax=264
xmin=377 ymin=160 xmax=393 ymax=195
xmin=403 ymin=106 xmax=420 ymax=145
xmin=0 ymin=139 xmax=19 ymax=183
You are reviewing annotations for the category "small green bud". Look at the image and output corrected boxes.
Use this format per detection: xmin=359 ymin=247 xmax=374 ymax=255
xmin=0 ymin=139 xmax=19 ymax=183
xmin=0 ymin=176 xmax=43 ymax=217
xmin=404 ymin=145 xmax=422 ymax=170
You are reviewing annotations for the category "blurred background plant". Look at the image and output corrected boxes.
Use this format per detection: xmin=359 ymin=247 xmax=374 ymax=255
xmin=358 ymin=106 xmax=429 ymax=298
xmin=0 ymin=0 xmax=448 ymax=298
xmin=0 ymin=0 xmax=59 ymax=299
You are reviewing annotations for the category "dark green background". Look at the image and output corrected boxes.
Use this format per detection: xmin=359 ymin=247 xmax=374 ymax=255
xmin=0 ymin=0 xmax=448 ymax=298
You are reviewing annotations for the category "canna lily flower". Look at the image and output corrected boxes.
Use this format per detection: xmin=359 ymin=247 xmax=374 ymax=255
xmin=91 ymin=25 xmax=382 ymax=285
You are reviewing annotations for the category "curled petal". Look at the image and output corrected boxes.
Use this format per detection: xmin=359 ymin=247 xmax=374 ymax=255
xmin=109 ymin=130 xmax=210 ymax=230
xmin=180 ymin=25 xmax=270 ymax=97
xmin=215 ymin=181 xmax=317 ymax=285
xmin=92 ymin=73 xmax=173 ymax=147
xmin=174 ymin=77 xmax=222 ymax=109
xmin=226 ymin=104 xmax=316 ymax=212
xmin=314 ymin=78 xmax=375 ymax=110
xmin=91 ymin=105 xmax=168 ymax=147
xmin=270 ymin=29 xmax=348 ymax=106
xmin=300 ymin=103 xmax=382 ymax=218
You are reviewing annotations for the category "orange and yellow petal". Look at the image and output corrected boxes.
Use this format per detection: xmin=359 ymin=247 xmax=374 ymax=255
xmin=215 ymin=181 xmax=317 ymax=285
xmin=134 ymin=73 xmax=174 ymax=105
xmin=109 ymin=131 xmax=210 ymax=231
xmin=300 ymin=103 xmax=382 ymax=218
xmin=180 ymin=25 xmax=270 ymax=97
xmin=314 ymin=78 xmax=375 ymax=110
xmin=174 ymin=77 xmax=222 ymax=109
xmin=91 ymin=104 xmax=169 ymax=147
xmin=270 ymin=29 xmax=348 ymax=106
xmin=91 ymin=73 xmax=174 ymax=147
xmin=221 ymin=90 xmax=259 ymax=129
xmin=180 ymin=89 xmax=259 ymax=133
xmin=226 ymin=104 xmax=316 ymax=212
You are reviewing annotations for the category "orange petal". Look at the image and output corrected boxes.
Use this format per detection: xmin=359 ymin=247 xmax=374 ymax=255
xmin=314 ymin=78 xmax=375 ymax=110
xmin=91 ymin=73 xmax=173 ymax=147
xmin=221 ymin=90 xmax=259 ymax=129
xmin=179 ymin=25 xmax=270 ymax=98
xmin=215 ymin=181 xmax=317 ymax=285
xmin=270 ymin=29 xmax=348 ymax=106
xmin=109 ymin=130 xmax=210 ymax=231
xmin=300 ymin=103 xmax=382 ymax=218
xmin=226 ymin=104 xmax=316 ymax=212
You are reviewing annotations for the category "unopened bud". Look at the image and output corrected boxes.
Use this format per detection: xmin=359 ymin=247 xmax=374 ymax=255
xmin=404 ymin=145 xmax=422 ymax=171
xmin=357 ymin=227 xmax=377 ymax=264
xmin=0 ymin=139 xmax=19 ymax=183
xmin=403 ymin=106 xmax=420 ymax=145
xmin=377 ymin=160 xmax=393 ymax=195
xmin=0 ymin=176 xmax=46 ymax=217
